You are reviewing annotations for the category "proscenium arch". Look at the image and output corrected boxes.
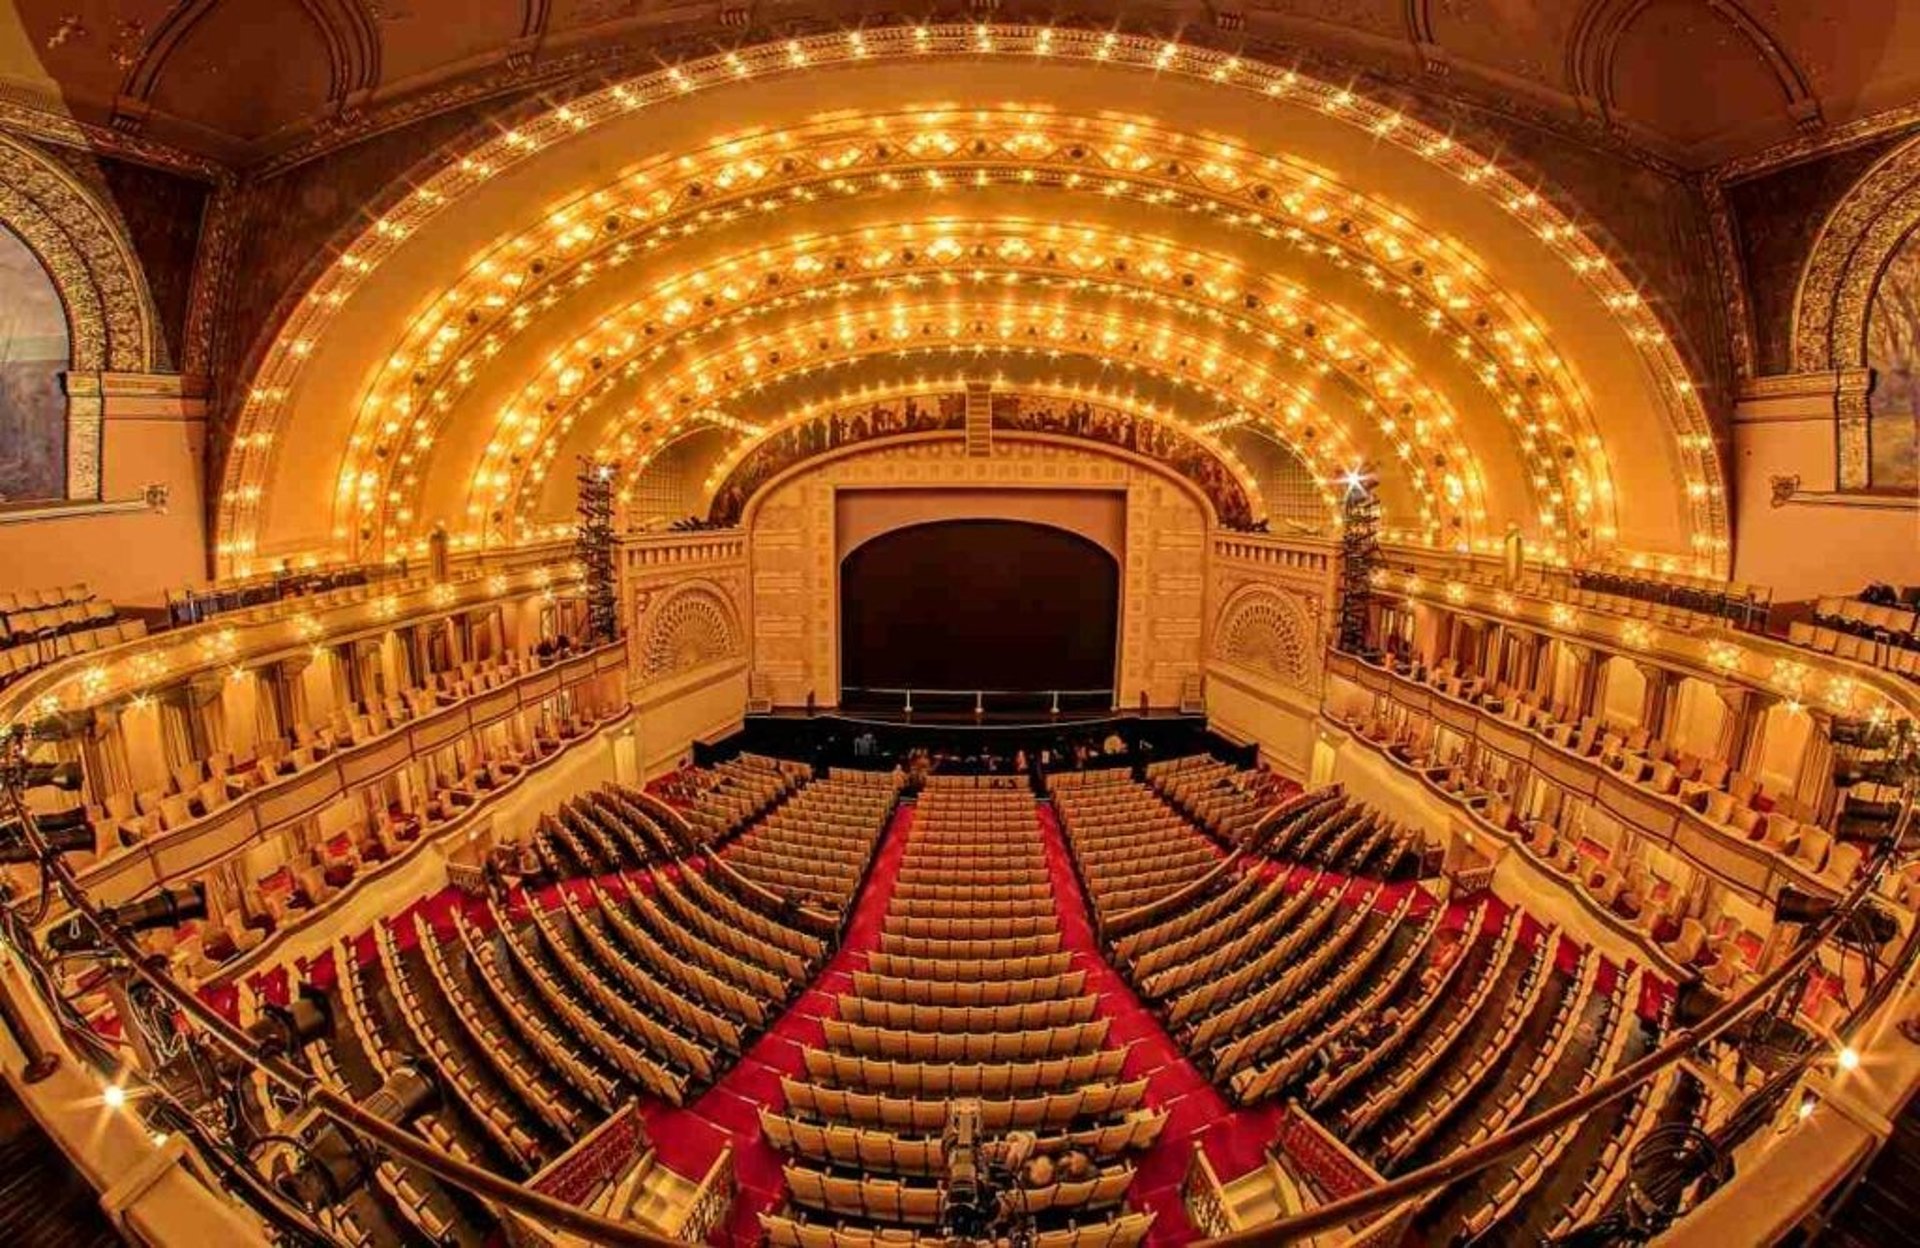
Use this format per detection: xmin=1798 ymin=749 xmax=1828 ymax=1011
xmin=221 ymin=24 xmax=1725 ymax=575
xmin=837 ymin=517 xmax=1123 ymax=700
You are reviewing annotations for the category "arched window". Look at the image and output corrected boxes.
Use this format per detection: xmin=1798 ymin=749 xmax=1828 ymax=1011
xmin=1867 ymin=228 xmax=1920 ymax=492
xmin=0 ymin=224 xmax=69 ymax=503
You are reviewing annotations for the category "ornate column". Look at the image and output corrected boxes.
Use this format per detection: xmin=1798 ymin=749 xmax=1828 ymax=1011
xmin=1636 ymin=664 xmax=1674 ymax=744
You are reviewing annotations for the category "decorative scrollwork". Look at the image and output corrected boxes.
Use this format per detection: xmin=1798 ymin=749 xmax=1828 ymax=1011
xmin=0 ymin=133 xmax=157 ymax=373
xmin=1213 ymin=586 xmax=1320 ymax=693
xmin=637 ymin=584 xmax=743 ymax=681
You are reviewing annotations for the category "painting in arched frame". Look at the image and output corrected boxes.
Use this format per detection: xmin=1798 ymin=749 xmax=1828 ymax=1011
xmin=0 ymin=224 xmax=69 ymax=504
xmin=1867 ymin=228 xmax=1920 ymax=492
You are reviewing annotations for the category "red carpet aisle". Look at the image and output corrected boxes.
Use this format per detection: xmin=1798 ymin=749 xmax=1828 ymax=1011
xmin=635 ymin=801 xmax=918 ymax=1246
xmin=1033 ymin=802 xmax=1286 ymax=1247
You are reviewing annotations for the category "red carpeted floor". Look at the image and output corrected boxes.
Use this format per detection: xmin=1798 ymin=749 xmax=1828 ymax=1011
xmin=1033 ymin=802 xmax=1286 ymax=1246
xmin=634 ymin=800 xmax=918 ymax=1246
xmin=187 ymin=785 xmax=1683 ymax=1243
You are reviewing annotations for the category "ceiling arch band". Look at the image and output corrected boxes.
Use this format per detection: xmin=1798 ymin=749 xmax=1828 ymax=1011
xmin=314 ymin=121 xmax=1603 ymax=559
xmin=446 ymin=225 xmax=1496 ymax=548
xmin=469 ymin=303 xmax=1383 ymax=548
xmin=218 ymin=24 xmax=1726 ymax=574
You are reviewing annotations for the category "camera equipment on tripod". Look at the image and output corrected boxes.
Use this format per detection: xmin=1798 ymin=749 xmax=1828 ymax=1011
xmin=272 ymin=1059 xmax=438 ymax=1209
xmin=45 ymin=883 xmax=207 ymax=953
xmin=0 ymin=813 xmax=96 ymax=863
xmin=941 ymin=1098 xmax=990 ymax=1240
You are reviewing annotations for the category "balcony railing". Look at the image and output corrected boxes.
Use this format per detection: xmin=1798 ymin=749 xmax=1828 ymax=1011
xmin=1327 ymin=651 xmax=1857 ymax=911
xmin=58 ymin=640 xmax=626 ymax=911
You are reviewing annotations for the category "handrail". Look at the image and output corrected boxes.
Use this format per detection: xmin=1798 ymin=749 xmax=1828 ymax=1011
xmin=1 ymin=758 xmax=683 ymax=1247
xmin=1196 ymin=793 xmax=1916 ymax=1244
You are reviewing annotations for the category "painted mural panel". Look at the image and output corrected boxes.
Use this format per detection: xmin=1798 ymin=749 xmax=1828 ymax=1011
xmin=1867 ymin=228 xmax=1920 ymax=492
xmin=0 ymin=225 xmax=68 ymax=504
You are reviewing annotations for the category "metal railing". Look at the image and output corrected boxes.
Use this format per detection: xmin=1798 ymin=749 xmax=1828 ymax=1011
xmin=839 ymin=685 xmax=1117 ymax=715
xmin=1197 ymin=784 xmax=1918 ymax=1245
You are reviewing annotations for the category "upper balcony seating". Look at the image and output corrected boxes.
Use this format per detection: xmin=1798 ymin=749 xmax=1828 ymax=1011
xmin=0 ymin=582 xmax=136 ymax=686
xmin=1788 ymin=587 xmax=1920 ymax=681
xmin=1567 ymin=565 xmax=1770 ymax=633
xmin=1344 ymin=652 xmax=1867 ymax=908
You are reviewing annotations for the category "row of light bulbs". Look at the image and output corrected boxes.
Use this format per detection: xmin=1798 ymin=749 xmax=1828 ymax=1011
xmin=438 ymin=219 xmax=1503 ymax=535
xmin=217 ymin=27 xmax=1735 ymax=568
xmin=324 ymin=148 xmax=1585 ymax=558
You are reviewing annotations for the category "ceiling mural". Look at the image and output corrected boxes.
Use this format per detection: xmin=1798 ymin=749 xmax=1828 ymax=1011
xmin=1867 ymin=228 xmax=1920 ymax=491
xmin=0 ymin=223 xmax=69 ymax=504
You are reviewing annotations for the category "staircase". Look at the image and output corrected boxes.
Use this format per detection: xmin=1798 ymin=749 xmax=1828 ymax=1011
xmin=1818 ymin=1092 xmax=1920 ymax=1247
xmin=0 ymin=1082 xmax=123 ymax=1247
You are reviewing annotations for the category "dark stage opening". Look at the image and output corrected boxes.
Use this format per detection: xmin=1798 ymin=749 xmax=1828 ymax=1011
xmin=839 ymin=519 xmax=1119 ymax=713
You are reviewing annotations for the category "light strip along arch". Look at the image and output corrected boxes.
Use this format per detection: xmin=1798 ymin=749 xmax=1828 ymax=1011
xmin=446 ymin=223 xmax=1492 ymax=556
xmin=251 ymin=114 xmax=1630 ymax=571
xmin=322 ymin=119 xmax=1599 ymax=565
xmin=225 ymin=27 xmax=1724 ymax=573
xmin=491 ymin=299 xmax=1397 ymax=541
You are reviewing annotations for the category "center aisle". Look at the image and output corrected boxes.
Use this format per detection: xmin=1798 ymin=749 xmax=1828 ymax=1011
xmin=636 ymin=799 xmax=917 ymax=1245
xmin=1034 ymin=800 xmax=1286 ymax=1246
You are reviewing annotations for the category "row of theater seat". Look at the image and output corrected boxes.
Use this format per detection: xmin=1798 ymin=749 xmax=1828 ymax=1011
xmin=0 ymin=581 xmax=137 ymax=686
xmin=232 ymin=760 xmax=899 ymax=1240
xmin=761 ymin=780 xmax=1156 ymax=1245
xmin=1061 ymin=753 xmax=1699 ymax=1244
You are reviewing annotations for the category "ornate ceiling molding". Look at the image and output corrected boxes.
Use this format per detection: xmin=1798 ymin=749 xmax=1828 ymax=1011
xmin=0 ymin=132 xmax=158 ymax=374
xmin=1568 ymin=0 xmax=1821 ymax=134
xmin=1790 ymin=133 xmax=1920 ymax=376
xmin=214 ymin=26 xmax=1727 ymax=576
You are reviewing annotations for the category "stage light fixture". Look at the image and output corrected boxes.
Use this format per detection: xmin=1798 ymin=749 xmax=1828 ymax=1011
xmin=248 ymin=988 xmax=332 ymax=1058
xmin=45 ymin=883 xmax=207 ymax=954
xmin=272 ymin=1059 xmax=438 ymax=1210
xmin=12 ymin=761 xmax=84 ymax=791
xmin=0 ymin=816 xmax=96 ymax=863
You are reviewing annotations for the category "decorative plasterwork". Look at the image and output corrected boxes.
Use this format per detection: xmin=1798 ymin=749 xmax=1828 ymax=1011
xmin=115 ymin=0 xmax=382 ymax=131
xmin=700 ymin=388 xmax=1277 ymax=534
xmin=1792 ymin=134 xmax=1920 ymax=373
xmin=1788 ymin=133 xmax=1920 ymax=489
xmin=1567 ymin=0 xmax=1822 ymax=134
xmin=0 ymin=133 xmax=163 ymax=500
xmin=634 ymin=580 xmax=743 ymax=683
xmin=219 ymin=26 xmax=1728 ymax=577
xmin=0 ymin=134 xmax=157 ymax=374
xmin=744 ymin=437 xmax=1208 ymax=708
xmin=1716 ymin=100 xmax=1920 ymax=184
xmin=1212 ymin=582 xmax=1323 ymax=696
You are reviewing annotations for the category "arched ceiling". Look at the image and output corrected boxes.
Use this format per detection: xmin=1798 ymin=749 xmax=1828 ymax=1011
xmin=209 ymin=27 xmax=1731 ymax=575
xmin=8 ymin=1 xmax=1915 ymax=169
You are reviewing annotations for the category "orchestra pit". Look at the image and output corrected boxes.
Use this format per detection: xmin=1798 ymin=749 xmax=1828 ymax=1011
xmin=4 ymin=3 xmax=1920 ymax=1246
